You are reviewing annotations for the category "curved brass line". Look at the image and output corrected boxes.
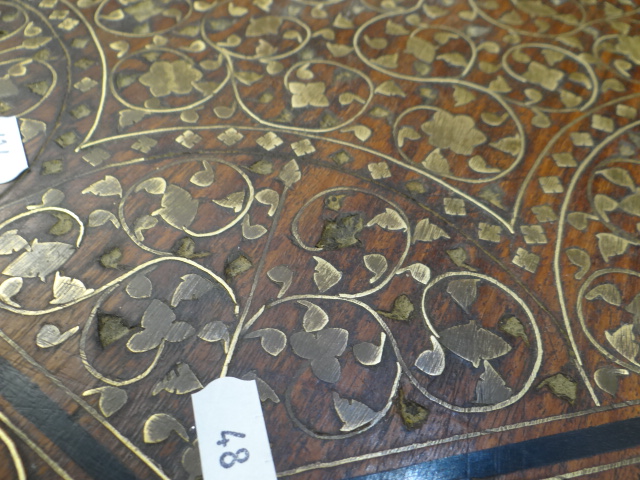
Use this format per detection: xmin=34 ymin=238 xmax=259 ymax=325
xmin=108 ymin=47 xmax=232 ymax=114
xmin=220 ymin=184 xmax=290 ymax=377
xmin=63 ymin=0 xmax=108 ymax=150
xmin=417 ymin=271 xmax=543 ymax=413
xmin=79 ymin=286 xmax=166 ymax=387
xmin=0 ymin=329 xmax=171 ymax=480
xmin=501 ymin=43 xmax=599 ymax=113
xmin=74 ymin=123 xmax=517 ymax=232
xmin=586 ymin=157 xmax=640 ymax=245
xmin=93 ymin=0 xmax=194 ymax=38
xmin=576 ymin=271 xmax=640 ymax=375
xmin=540 ymin=454 xmax=640 ymax=480
xmin=0 ymin=425 xmax=26 ymax=480
xmin=117 ymin=157 xmax=254 ymax=256
xmin=231 ymin=59 xmax=375 ymax=134
xmin=277 ymin=397 xmax=640 ymax=476
xmin=0 ymin=206 xmax=85 ymax=247
xmin=359 ymin=0 xmax=421 ymax=14
xmin=241 ymin=294 xmax=444 ymax=409
xmin=510 ymin=92 xmax=640 ymax=228
xmin=352 ymin=2 xmax=426 ymax=76
xmin=0 ymin=256 xmax=236 ymax=316
xmin=283 ymin=363 xmax=401 ymax=440
xmin=592 ymin=34 xmax=640 ymax=86
xmin=200 ymin=15 xmax=312 ymax=61
xmin=467 ymin=0 xmax=586 ymax=40
xmin=0 ymin=411 xmax=72 ymax=480
xmin=0 ymin=1 xmax=28 ymax=44
xmin=579 ymin=6 xmax=640 ymax=34
xmin=0 ymin=58 xmax=58 ymax=116
xmin=393 ymin=99 xmax=526 ymax=185
xmin=353 ymin=15 xmax=478 ymax=82
xmin=290 ymin=186 xmax=411 ymax=299
xmin=553 ymin=119 xmax=640 ymax=405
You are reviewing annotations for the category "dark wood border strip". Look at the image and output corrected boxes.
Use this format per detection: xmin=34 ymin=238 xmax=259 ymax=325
xmin=0 ymin=356 xmax=137 ymax=480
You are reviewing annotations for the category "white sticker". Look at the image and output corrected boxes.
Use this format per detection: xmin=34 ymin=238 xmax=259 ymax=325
xmin=192 ymin=377 xmax=277 ymax=480
xmin=0 ymin=117 xmax=29 ymax=184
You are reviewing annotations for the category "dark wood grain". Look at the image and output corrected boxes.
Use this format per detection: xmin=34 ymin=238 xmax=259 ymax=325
xmin=2 ymin=0 xmax=640 ymax=478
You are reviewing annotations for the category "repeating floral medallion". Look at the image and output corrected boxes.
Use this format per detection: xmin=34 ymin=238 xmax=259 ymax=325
xmin=3 ymin=0 xmax=640 ymax=478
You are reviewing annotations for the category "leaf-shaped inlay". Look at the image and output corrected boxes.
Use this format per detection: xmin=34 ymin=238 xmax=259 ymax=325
xmin=267 ymin=265 xmax=293 ymax=298
xmin=127 ymin=300 xmax=195 ymax=353
xmin=353 ymin=332 xmax=386 ymax=366
xmin=241 ymin=215 xmax=267 ymax=240
xmin=474 ymin=360 xmax=512 ymax=405
xmin=126 ymin=274 xmax=153 ymax=299
xmin=198 ymin=321 xmax=230 ymax=352
xmin=597 ymin=167 xmax=635 ymax=189
xmin=0 ymin=230 xmax=28 ymax=255
xmin=82 ymin=175 xmax=123 ymax=197
xmin=83 ymin=387 xmax=128 ymax=418
xmin=565 ymin=248 xmax=590 ymax=280
xmin=396 ymin=263 xmax=431 ymax=284
xmin=152 ymin=185 xmax=199 ymax=230
xmin=135 ymin=177 xmax=166 ymax=195
xmin=255 ymin=189 xmax=279 ymax=216
xmin=596 ymin=233 xmax=629 ymax=263
xmin=585 ymin=283 xmax=622 ymax=306
xmin=606 ymin=323 xmax=639 ymax=364
xmin=498 ymin=316 xmax=529 ymax=346
xmin=26 ymin=189 xmax=64 ymax=209
xmin=595 ymin=366 xmax=629 ymax=396
xmin=379 ymin=294 xmax=414 ymax=321
xmin=0 ymin=277 xmax=22 ymax=307
xmin=415 ymin=335 xmax=446 ymax=375
xmin=298 ymin=300 xmax=329 ymax=332
xmin=396 ymin=389 xmax=429 ymax=431
xmin=619 ymin=193 xmax=640 ymax=217
xmin=366 ymin=208 xmax=407 ymax=231
xmin=446 ymin=279 xmax=479 ymax=311
xmin=152 ymin=363 xmax=203 ymax=395
xmin=364 ymin=254 xmax=388 ymax=284
xmin=133 ymin=215 xmax=158 ymax=241
xmin=291 ymin=328 xmax=348 ymax=383
xmin=241 ymin=372 xmax=280 ymax=403
xmin=88 ymin=210 xmax=120 ymax=228
xmin=213 ymin=191 xmax=245 ymax=212
xmin=245 ymin=328 xmax=287 ymax=356
xmin=50 ymin=272 xmax=94 ymax=304
xmin=170 ymin=274 xmax=214 ymax=308
xmin=312 ymin=256 xmax=342 ymax=292
xmin=538 ymin=373 xmax=577 ymax=404
xmin=189 ymin=161 xmax=215 ymax=187
xmin=439 ymin=321 xmax=512 ymax=368
xmin=397 ymin=126 xmax=420 ymax=147
xmin=36 ymin=324 xmax=79 ymax=348
xmin=278 ymin=159 xmax=301 ymax=187
xmin=143 ymin=413 xmax=189 ymax=443
xmin=3 ymin=240 xmax=75 ymax=281
xmin=51 ymin=214 xmax=75 ymax=236
xmin=333 ymin=393 xmax=378 ymax=432
xmin=414 ymin=218 xmax=449 ymax=243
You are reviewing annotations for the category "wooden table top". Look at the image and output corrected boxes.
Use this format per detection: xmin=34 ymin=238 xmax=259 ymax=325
xmin=2 ymin=0 xmax=640 ymax=478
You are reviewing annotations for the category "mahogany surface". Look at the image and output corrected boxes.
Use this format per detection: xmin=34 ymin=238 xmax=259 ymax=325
xmin=1 ymin=0 xmax=640 ymax=478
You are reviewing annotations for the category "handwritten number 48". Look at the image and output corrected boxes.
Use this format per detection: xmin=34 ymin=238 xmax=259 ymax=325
xmin=217 ymin=431 xmax=250 ymax=469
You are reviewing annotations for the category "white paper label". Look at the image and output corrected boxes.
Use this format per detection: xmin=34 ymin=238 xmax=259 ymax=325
xmin=0 ymin=117 xmax=29 ymax=184
xmin=192 ymin=377 xmax=277 ymax=480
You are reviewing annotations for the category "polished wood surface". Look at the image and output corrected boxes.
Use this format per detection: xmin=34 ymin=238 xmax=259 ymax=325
xmin=2 ymin=0 xmax=640 ymax=478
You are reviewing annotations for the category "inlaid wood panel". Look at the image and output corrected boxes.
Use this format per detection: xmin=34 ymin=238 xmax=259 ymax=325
xmin=2 ymin=0 xmax=640 ymax=478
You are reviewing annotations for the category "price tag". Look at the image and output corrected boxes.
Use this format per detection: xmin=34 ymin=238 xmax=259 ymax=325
xmin=191 ymin=377 xmax=277 ymax=480
xmin=0 ymin=117 xmax=29 ymax=184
